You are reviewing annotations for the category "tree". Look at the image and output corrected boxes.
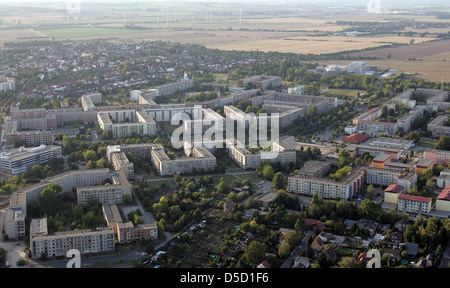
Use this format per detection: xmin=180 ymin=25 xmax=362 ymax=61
xmin=437 ymin=136 xmax=450 ymax=150
xmin=83 ymin=150 xmax=97 ymax=162
xmin=244 ymin=241 xmax=267 ymax=265
xmin=337 ymin=256 xmax=365 ymax=268
xmin=278 ymin=241 xmax=291 ymax=258
xmin=40 ymin=184 xmax=62 ymax=215
xmin=262 ymin=165 xmax=275 ymax=181
xmin=359 ymin=199 xmax=382 ymax=221
xmin=272 ymin=172 xmax=287 ymax=190
xmin=217 ymin=181 xmax=230 ymax=194
xmin=30 ymin=165 xmax=43 ymax=178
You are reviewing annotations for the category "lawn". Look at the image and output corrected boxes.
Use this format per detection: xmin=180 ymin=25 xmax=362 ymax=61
xmin=146 ymin=178 xmax=176 ymax=188
xmin=212 ymin=174 xmax=239 ymax=185
xmin=322 ymin=89 xmax=365 ymax=98
xmin=416 ymin=140 xmax=437 ymax=149
xmin=232 ymin=172 xmax=262 ymax=184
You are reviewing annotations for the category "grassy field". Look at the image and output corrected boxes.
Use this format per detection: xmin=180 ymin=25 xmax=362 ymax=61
xmin=322 ymin=89 xmax=365 ymax=98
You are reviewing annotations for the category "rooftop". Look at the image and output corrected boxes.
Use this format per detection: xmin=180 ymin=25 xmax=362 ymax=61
xmin=399 ymin=194 xmax=431 ymax=203
xmin=384 ymin=184 xmax=404 ymax=194
xmin=342 ymin=133 xmax=370 ymax=144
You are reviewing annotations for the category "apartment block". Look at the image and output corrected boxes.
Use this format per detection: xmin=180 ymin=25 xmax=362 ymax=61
xmin=437 ymin=170 xmax=450 ymax=188
xmin=97 ymin=110 xmax=156 ymax=138
xmin=30 ymin=223 xmax=115 ymax=259
xmin=0 ymin=76 xmax=15 ymax=92
xmin=352 ymin=107 xmax=382 ymax=126
xmin=424 ymin=149 xmax=450 ymax=166
xmin=151 ymin=145 xmax=216 ymax=176
xmin=102 ymin=204 xmax=158 ymax=244
xmin=287 ymin=166 xmax=365 ymax=200
xmin=3 ymin=207 xmax=26 ymax=240
xmin=396 ymin=105 xmax=426 ymax=133
xmin=81 ymin=92 xmax=103 ymax=111
xmin=366 ymin=167 xmax=417 ymax=190
xmin=238 ymin=75 xmax=281 ymax=90
xmin=77 ymin=183 xmax=131 ymax=206
xmin=427 ymin=115 xmax=450 ymax=138
xmin=397 ymin=194 xmax=432 ymax=214
xmin=110 ymin=151 xmax=134 ymax=179
xmin=154 ymin=78 xmax=195 ymax=96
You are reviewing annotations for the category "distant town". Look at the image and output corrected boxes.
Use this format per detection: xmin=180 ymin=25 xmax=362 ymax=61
xmin=0 ymin=31 xmax=449 ymax=270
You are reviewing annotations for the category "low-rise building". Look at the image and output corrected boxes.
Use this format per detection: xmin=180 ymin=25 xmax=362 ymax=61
xmin=415 ymin=158 xmax=435 ymax=175
xmin=436 ymin=186 xmax=450 ymax=213
xmin=369 ymin=137 xmax=415 ymax=150
xmin=397 ymin=194 xmax=432 ymax=214
xmin=342 ymin=133 xmax=370 ymax=144
xmin=383 ymin=184 xmax=405 ymax=205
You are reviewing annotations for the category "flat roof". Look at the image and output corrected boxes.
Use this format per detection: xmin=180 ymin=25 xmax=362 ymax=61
xmin=373 ymin=153 xmax=391 ymax=162
xmin=298 ymin=160 xmax=331 ymax=175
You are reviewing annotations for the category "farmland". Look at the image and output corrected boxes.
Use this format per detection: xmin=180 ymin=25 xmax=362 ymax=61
xmin=0 ymin=1 xmax=449 ymax=82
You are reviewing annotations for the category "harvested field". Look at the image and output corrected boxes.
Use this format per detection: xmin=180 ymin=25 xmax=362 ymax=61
xmin=0 ymin=29 xmax=49 ymax=44
xmin=347 ymin=39 xmax=450 ymax=60
xmin=207 ymin=35 xmax=437 ymax=55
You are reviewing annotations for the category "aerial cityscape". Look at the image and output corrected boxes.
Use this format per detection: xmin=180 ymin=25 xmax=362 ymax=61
xmin=0 ymin=0 xmax=449 ymax=274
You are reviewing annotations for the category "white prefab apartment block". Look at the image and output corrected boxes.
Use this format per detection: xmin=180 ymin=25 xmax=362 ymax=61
xmin=30 ymin=225 xmax=115 ymax=259
xmin=287 ymin=166 xmax=365 ymax=200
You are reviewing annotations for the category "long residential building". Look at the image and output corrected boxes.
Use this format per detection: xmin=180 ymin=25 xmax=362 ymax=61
xmin=352 ymin=107 xmax=382 ymax=126
xmin=0 ymin=144 xmax=61 ymax=175
xmin=30 ymin=218 xmax=115 ymax=259
xmin=228 ymin=136 xmax=297 ymax=170
xmin=238 ymin=75 xmax=282 ymax=90
xmin=427 ymin=115 xmax=450 ymax=138
xmin=4 ymin=169 xmax=115 ymax=240
xmin=287 ymin=166 xmax=365 ymax=200
xmin=97 ymin=110 xmax=156 ymax=138
xmin=424 ymin=149 xmax=450 ymax=166
xmin=151 ymin=145 xmax=216 ymax=176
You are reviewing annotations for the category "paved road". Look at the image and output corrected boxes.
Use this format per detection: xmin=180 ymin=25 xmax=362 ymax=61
xmin=280 ymin=231 xmax=314 ymax=268
xmin=440 ymin=239 xmax=450 ymax=268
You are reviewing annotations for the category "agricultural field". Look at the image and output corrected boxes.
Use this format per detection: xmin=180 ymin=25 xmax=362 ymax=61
xmin=312 ymin=37 xmax=450 ymax=83
xmin=206 ymin=35 xmax=438 ymax=55
xmin=37 ymin=27 xmax=147 ymax=39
